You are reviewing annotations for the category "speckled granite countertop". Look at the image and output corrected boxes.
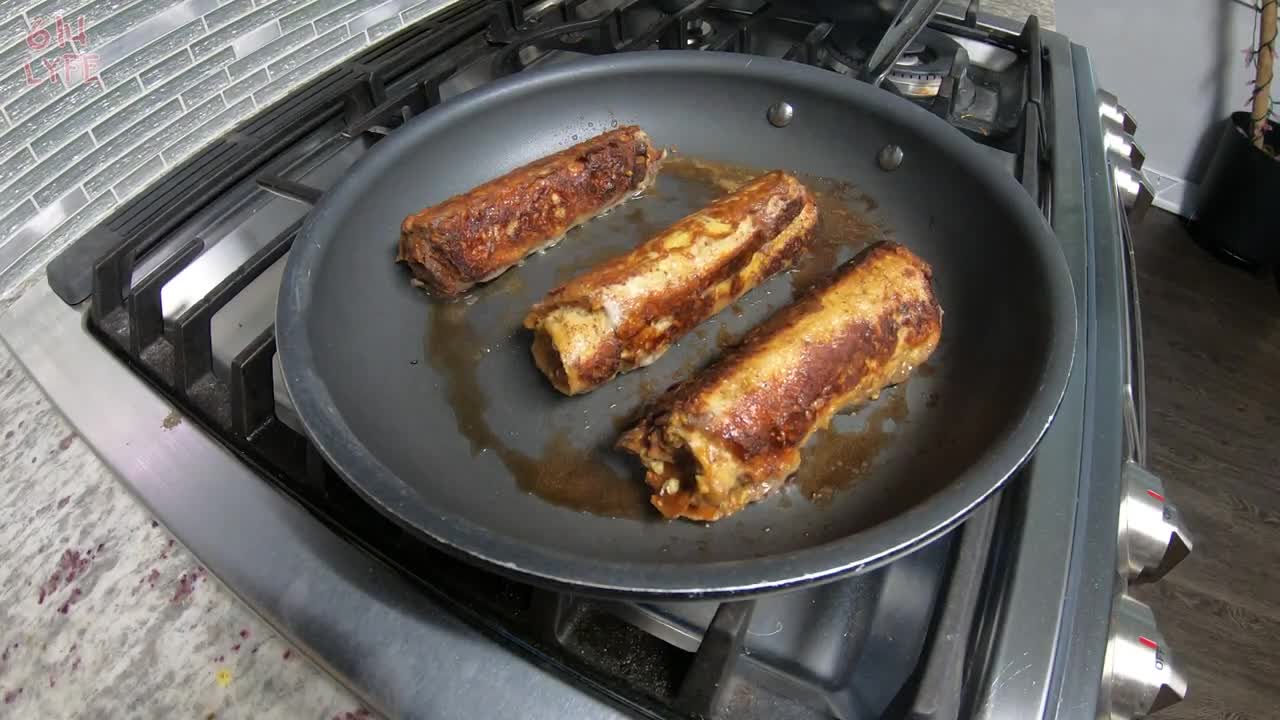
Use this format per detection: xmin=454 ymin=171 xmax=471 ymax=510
xmin=0 ymin=282 xmax=364 ymax=717
xmin=0 ymin=2 xmax=1054 ymax=716
xmin=986 ymin=0 xmax=1054 ymax=28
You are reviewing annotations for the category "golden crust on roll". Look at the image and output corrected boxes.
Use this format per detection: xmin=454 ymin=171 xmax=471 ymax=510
xmin=524 ymin=171 xmax=818 ymax=395
xmin=617 ymin=241 xmax=943 ymax=521
xmin=398 ymin=126 xmax=662 ymax=296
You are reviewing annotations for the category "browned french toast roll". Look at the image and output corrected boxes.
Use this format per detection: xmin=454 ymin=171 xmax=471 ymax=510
xmin=617 ymin=241 xmax=943 ymax=522
xmin=397 ymin=126 xmax=662 ymax=296
xmin=523 ymin=171 xmax=818 ymax=395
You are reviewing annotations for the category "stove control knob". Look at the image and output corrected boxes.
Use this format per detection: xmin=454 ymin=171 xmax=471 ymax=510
xmin=1098 ymin=88 xmax=1138 ymax=133
xmin=1103 ymin=116 xmax=1146 ymax=170
xmin=1119 ymin=462 xmax=1193 ymax=583
xmin=1103 ymin=594 xmax=1186 ymax=718
xmin=1113 ymin=163 xmax=1154 ymax=223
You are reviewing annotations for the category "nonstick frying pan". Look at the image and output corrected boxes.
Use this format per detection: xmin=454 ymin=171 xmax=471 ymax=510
xmin=276 ymin=51 xmax=1075 ymax=598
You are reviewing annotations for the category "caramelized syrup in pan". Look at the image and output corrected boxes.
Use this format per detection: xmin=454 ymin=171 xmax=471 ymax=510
xmin=427 ymin=302 xmax=650 ymax=518
xmin=423 ymin=155 xmax=906 ymax=518
xmin=797 ymin=388 xmax=909 ymax=505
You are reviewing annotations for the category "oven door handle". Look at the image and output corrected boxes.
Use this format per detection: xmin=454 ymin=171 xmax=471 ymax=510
xmin=1116 ymin=191 xmax=1145 ymax=464
xmin=1112 ymin=179 xmax=1193 ymax=585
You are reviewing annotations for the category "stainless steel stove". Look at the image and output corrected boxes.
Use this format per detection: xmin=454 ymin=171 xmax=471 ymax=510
xmin=1 ymin=1 xmax=1192 ymax=718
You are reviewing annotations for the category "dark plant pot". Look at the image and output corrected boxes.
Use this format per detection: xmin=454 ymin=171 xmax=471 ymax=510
xmin=1192 ymin=111 xmax=1280 ymax=266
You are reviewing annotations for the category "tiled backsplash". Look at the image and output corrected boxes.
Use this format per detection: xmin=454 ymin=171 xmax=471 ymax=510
xmin=0 ymin=0 xmax=454 ymax=297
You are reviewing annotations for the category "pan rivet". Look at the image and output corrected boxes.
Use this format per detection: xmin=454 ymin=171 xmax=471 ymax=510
xmin=878 ymin=144 xmax=904 ymax=171
xmin=766 ymin=101 xmax=794 ymax=127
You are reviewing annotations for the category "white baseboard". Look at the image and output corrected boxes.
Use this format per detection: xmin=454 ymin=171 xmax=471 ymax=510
xmin=1142 ymin=167 xmax=1199 ymax=219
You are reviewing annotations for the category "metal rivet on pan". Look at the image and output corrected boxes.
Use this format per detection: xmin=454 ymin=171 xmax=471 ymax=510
xmin=767 ymin=101 xmax=794 ymax=127
xmin=878 ymin=144 xmax=904 ymax=171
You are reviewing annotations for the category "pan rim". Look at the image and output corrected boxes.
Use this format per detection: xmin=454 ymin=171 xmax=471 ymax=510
xmin=276 ymin=50 xmax=1077 ymax=598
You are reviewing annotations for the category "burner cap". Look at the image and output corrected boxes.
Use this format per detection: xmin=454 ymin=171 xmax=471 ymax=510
xmin=887 ymin=30 xmax=959 ymax=97
xmin=826 ymin=27 xmax=964 ymax=98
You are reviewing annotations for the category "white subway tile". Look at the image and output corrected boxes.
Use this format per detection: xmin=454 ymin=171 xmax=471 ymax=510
xmin=36 ymin=96 xmax=182 ymax=204
xmin=227 ymin=21 xmax=280 ymax=60
xmin=365 ymin=14 xmax=399 ymax=42
xmin=159 ymin=94 xmax=250 ymax=160
xmin=201 ymin=0 xmax=252 ymax=29
xmin=225 ymin=22 xmax=309 ymax=79
xmin=221 ymin=66 xmax=266 ymax=100
xmin=88 ymin=0 xmax=189 ymax=45
xmin=278 ymin=0 xmax=346 ymax=33
xmin=266 ymin=24 xmax=343 ymax=77
xmin=112 ymin=151 xmax=164 ymax=196
xmin=4 ymin=75 xmax=72 ymax=125
xmin=346 ymin=0 xmax=397 ymax=35
xmin=253 ymin=29 xmax=362 ymax=104
xmin=0 ymin=0 xmax=32 ymax=25
xmin=0 ymin=0 xmax=421 ymax=276
xmin=401 ymin=0 xmax=448 ymax=24
xmin=0 ymin=147 xmax=37 ymax=191
xmin=188 ymin=0 xmax=311 ymax=59
xmin=30 ymin=76 xmax=141 ymax=157
xmin=93 ymin=0 xmax=219 ymax=66
xmin=0 ymin=200 xmax=38 ymax=249
xmin=0 ymin=131 xmax=94 ymax=216
xmin=0 ymin=45 xmax=77 ymax=106
xmin=0 ymin=190 xmax=114 ymax=292
xmin=315 ymin=0 xmax=383 ymax=33
xmin=99 ymin=17 xmax=205 ymax=87
xmin=86 ymin=92 xmax=223 ymax=193
xmin=0 ymin=77 xmax=115 ymax=159
xmin=139 ymin=46 xmax=193 ymax=86
xmin=180 ymin=65 xmax=228 ymax=106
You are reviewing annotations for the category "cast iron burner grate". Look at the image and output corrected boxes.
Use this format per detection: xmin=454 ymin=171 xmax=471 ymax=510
xmin=45 ymin=2 xmax=1045 ymax=717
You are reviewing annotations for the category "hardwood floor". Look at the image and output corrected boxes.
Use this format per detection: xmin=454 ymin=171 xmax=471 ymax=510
xmin=1127 ymin=209 xmax=1280 ymax=720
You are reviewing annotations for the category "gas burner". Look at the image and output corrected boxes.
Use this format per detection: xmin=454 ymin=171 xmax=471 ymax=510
xmin=825 ymin=27 xmax=965 ymax=99
xmin=821 ymin=24 xmax=868 ymax=75
xmin=886 ymin=29 xmax=962 ymax=98
xmin=685 ymin=18 xmax=713 ymax=47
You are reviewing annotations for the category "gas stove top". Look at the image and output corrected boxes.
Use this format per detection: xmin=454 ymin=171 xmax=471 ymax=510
xmin=1 ymin=2 xmax=1192 ymax=718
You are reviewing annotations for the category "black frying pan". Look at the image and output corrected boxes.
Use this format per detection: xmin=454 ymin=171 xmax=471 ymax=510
xmin=276 ymin=51 xmax=1075 ymax=598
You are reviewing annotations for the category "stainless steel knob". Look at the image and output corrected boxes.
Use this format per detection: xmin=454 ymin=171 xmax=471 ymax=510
xmin=1119 ymin=462 xmax=1193 ymax=583
xmin=1102 ymin=594 xmax=1187 ymax=719
xmin=1113 ymin=164 xmax=1154 ymax=223
xmin=1102 ymin=116 xmax=1146 ymax=170
xmin=1098 ymin=88 xmax=1138 ymax=134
